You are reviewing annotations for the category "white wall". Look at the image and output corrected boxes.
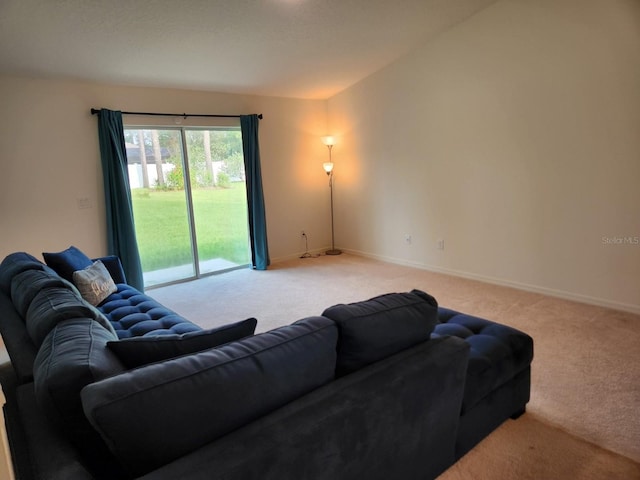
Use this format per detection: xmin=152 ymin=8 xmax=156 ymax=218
xmin=328 ymin=0 xmax=640 ymax=312
xmin=0 ymin=76 xmax=330 ymax=263
xmin=2 ymin=0 xmax=638 ymax=312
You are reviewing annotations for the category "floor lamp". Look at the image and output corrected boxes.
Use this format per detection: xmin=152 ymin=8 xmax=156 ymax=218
xmin=322 ymin=136 xmax=342 ymax=255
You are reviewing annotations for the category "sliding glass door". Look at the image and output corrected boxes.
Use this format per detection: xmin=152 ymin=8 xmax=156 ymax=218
xmin=124 ymin=126 xmax=250 ymax=287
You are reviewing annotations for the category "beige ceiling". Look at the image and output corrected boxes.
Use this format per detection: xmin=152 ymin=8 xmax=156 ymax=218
xmin=0 ymin=0 xmax=498 ymax=99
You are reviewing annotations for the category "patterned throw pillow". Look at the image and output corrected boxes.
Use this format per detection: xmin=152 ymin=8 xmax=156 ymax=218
xmin=72 ymin=260 xmax=117 ymax=306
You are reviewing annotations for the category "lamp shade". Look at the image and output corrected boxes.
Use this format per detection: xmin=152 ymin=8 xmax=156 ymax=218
xmin=321 ymin=136 xmax=335 ymax=146
xmin=323 ymin=162 xmax=334 ymax=173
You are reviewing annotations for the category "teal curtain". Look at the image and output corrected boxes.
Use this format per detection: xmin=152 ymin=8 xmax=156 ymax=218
xmin=240 ymin=114 xmax=270 ymax=270
xmin=97 ymin=109 xmax=144 ymax=291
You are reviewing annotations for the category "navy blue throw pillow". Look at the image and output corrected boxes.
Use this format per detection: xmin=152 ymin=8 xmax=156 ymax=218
xmin=107 ymin=318 xmax=258 ymax=368
xmin=322 ymin=289 xmax=439 ymax=376
xmin=43 ymin=246 xmax=93 ymax=282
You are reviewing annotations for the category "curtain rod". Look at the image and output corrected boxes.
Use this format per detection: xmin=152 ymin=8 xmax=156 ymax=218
xmin=90 ymin=108 xmax=262 ymax=119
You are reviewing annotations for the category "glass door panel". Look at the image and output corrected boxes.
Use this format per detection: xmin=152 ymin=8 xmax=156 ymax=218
xmin=125 ymin=126 xmax=250 ymax=288
xmin=126 ymin=128 xmax=195 ymax=287
xmin=185 ymin=129 xmax=250 ymax=275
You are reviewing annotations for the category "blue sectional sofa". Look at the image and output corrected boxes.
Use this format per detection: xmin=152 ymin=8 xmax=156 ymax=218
xmin=0 ymin=249 xmax=533 ymax=480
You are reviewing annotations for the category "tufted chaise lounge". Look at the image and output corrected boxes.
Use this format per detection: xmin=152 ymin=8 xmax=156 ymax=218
xmin=79 ymin=254 xmax=202 ymax=339
xmin=433 ymin=307 xmax=534 ymax=457
xmin=100 ymin=285 xmax=201 ymax=338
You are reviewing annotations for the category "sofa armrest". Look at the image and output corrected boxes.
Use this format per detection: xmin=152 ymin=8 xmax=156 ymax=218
xmin=0 ymin=292 xmax=37 ymax=384
xmin=93 ymin=256 xmax=127 ymax=285
xmin=13 ymin=383 xmax=96 ymax=480
xmin=0 ymin=386 xmax=15 ymax=480
xmin=139 ymin=336 xmax=470 ymax=480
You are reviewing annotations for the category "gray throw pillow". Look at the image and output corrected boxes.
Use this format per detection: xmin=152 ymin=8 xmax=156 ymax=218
xmin=72 ymin=260 xmax=117 ymax=306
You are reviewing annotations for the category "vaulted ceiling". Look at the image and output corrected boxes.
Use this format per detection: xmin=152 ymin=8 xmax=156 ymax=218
xmin=0 ymin=0 xmax=498 ymax=99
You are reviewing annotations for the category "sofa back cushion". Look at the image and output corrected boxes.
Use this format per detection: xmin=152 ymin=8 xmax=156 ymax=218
xmin=26 ymin=287 xmax=117 ymax=347
xmin=322 ymin=289 xmax=439 ymax=376
xmin=11 ymin=269 xmax=73 ymax=318
xmin=33 ymin=318 xmax=125 ymax=440
xmin=0 ymin=252 xmax=47 ymax=294
xmin=81 ymin=316 xmax=338 ymax=477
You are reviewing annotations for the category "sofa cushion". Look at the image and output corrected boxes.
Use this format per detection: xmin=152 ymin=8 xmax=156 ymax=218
xmin=10 ymin=268 xmax=73 ymax=318
xmin=95 ymin=255 xmax=127 ymax=284
xmin=433 ymin=307 xmax=534 ymax=412
xmin=72 ymin=260 xmax=117 ymax=306
xmin=322 ymin=289 xmax=439 ymax=376
xmin=43 ymin=246 xmax=93 ymax=283
xmin=26 ymin=286 xmax=117 ymax=346
xmin=107 ymin=317 xmax=258 ymax=368
xmin=33 ymin=318 xmax=124 ymax=440
xmin=82 ymin=316 xmax=338 ymax=477
xmin=0 ymin=252 xmax=47 ymax=294
xmin=99 ymin=284 xmax=201 ymax=338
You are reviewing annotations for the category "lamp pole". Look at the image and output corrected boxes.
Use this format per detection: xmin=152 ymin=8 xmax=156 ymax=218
xmin=323 ymin=138 xmax=341 ymax=255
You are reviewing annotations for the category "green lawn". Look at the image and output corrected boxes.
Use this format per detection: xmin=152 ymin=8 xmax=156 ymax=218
xmin=131 ymin=183 xmax=250 ymax=272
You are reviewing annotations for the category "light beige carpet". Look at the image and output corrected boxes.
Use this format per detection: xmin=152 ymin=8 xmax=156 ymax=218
xmin=151 ymin=253 xmax=640 ymax=479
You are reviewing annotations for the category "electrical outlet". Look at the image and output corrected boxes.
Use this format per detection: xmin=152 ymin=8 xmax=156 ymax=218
xmin=404 ymin=234 xmax=412 ymax=245
xmin=77 ymin=197 xmax=92 ymax=209
xmin=437 ymin=239 xmax=445 ymax=250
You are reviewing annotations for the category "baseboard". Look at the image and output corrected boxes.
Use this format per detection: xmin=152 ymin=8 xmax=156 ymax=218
xmin=341 ymin=248 xmax=640 ymax=315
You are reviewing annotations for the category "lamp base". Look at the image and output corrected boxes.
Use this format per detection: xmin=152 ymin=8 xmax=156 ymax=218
xmin=326 ymin=249 xmax=342 ymax=256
